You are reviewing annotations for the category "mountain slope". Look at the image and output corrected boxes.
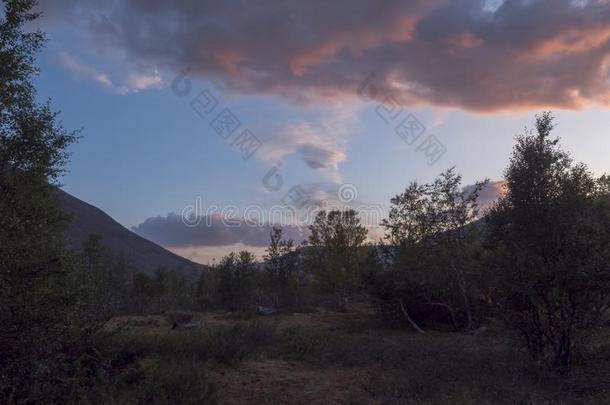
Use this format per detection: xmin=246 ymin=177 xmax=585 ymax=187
xmin=56 ymin=188 xmax=205 ymax=278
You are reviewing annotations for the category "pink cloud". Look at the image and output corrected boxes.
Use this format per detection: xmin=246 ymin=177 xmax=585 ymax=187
xmin=44 ymin=0 xmax=610 ymax=111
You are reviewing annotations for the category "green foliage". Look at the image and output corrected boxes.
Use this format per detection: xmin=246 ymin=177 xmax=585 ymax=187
xmin=306 ymin=209 xmax=368 ymax=309
xmin=128 ymin=267 xmax=194 ymax=314
xmin=486 ymin=112 xmax=610 ymax=369
xmin=130 ymin=272 xmax=158 ymax=313
xmin=153 ymin=267 xmax=193 ymax=312
xmin=372 ymin=169 xmax=487 ymax=330
xmin=75 ymin=234 xmax=131 ymax=321
xmin=0 ymin=1 xmax=83 ymax=401
xmin=195 ymin=268 xmax=217 ymax=310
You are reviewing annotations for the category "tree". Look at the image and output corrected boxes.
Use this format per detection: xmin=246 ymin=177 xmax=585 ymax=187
xmin=486 ymin=112 xmax=610 ymax=369
xmin=195 ymin=269 xmax=218 ymax=310
xmin=151 ymin=267 xmax=191 ymax=312
xmin=131 ymin=272 xmax=158 ymax=313
xmin=378 ymin=168 xmax=487 ymax=330
xmin=78 ymin=234 xmax=130 ymax=320
xmin=216 ymin=251 xmax=256 ymax=311
xmin=0 ymin=1 xmax=81 ymax=401
xmin=263 ymin=226 xmax=299 ymax=307
xmin=307 ymin=210 xmax=367 ymax=310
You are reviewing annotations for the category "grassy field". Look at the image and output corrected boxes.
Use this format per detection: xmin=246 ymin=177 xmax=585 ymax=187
xmin=87 ymin=307 xmax=610 ymax=404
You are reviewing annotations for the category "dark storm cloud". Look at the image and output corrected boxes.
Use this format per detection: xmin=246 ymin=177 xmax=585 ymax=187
xmin=40 ymin=0 xmax=610 ymax=111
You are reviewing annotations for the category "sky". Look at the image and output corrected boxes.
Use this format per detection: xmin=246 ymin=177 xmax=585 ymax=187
xmin=31 ymin=0 xmax=610 ymax=263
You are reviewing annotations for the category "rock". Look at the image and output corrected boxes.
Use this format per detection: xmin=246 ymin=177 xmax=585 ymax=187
xmin=257 ymin=306 xmax=278 ymax=316
xmin=176 ymin=321 xmax=202 ymax=330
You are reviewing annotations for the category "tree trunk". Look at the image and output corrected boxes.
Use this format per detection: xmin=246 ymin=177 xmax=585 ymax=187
xmin=399 ymin=299 xmax=425 ymax=334
xmin=554 ymin=334 xmax=572 ymax=369
xmin=336 ymin=291 xmax=351 ymax=312
xmin=451 ymin=259 xmax=472 ymax=330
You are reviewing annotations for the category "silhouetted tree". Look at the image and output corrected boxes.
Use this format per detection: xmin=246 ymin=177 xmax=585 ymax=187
xmin=78 ymin=234 xmax=130 ymax=320
xmin=263 ymin=226 xmax=299 ymax=307
xmin=131 ymin=272 xmax=158 ymax=313
xmin=195 ymin=269 xmax=218 ymax=310
xmin=487 ymin=112 xmax=610 ymax=369
xmin=152 ymin=267 xmax=191 ymax=312
xmin=216 ymin=251 xmax=256 ymax=311
xmin=0 ymin=1 xmax=83 ymax=401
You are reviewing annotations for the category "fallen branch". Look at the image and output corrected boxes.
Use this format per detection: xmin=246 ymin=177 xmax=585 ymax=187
xmin=399 ymin=299 xmax=425 ymax=334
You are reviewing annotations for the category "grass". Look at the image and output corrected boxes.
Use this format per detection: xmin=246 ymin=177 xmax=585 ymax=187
xmin=268 ymin=327 xmax=554 ymax=403
xmin=100 ymin=320 xmax=277 ymax=365
xmin=82 ymin=321 xmax=276 ymax=404
xmin=274 ymin=325 xmax=610 ymax=404
xmin=87 ymin=359 xmax=217 ymax=405
xmin=85 ymin=313 xmax=610 ymax=404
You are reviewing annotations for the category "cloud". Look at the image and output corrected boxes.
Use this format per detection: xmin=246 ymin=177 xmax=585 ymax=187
xmin=298 ymin=144 xmax=344 ymax=171
xmin=463 ymin=180 xmax=506 ymax=211
xmin=127 ymin=71 xmax=162 ymax=91
xmin=56 ymin=51 xmax=162 ymax=94
xmin=167 ymin=244 xmax=268 ymax=265
xmin=131 ymin=185 xmax=386 ymax=253
xmin=131 ymin=213 xmax=309 ymax=249
xmin=41 ymin=0 xmax=610 ymax=111
xmin=56 ymin=51 xmax=122 ymax=92
xmin=259 ymin=107 xmax=358 ymax=183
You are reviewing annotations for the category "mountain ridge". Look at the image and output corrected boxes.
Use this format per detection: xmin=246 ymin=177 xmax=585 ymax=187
xmin=56 ymin=188 xmax=205 ymax=278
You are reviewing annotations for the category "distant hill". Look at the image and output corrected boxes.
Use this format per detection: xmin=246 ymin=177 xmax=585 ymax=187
xmin=56 ymin=188 xmax=205 ymax=278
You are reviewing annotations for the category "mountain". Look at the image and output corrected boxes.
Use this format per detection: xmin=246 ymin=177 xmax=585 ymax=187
xmin=56 ymin=188 xmax=205 ymax=278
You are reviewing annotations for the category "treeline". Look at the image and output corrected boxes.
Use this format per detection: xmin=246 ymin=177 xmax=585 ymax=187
xmin=172 ymin=113 xmax=609 ymax=372
xmin=81 ymin=114 xmax=610 ymax=373
xmin=2 ymin=1 xmax=610 ymax=402
xmin=364 ymin=113 xmax=610 ymax=371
